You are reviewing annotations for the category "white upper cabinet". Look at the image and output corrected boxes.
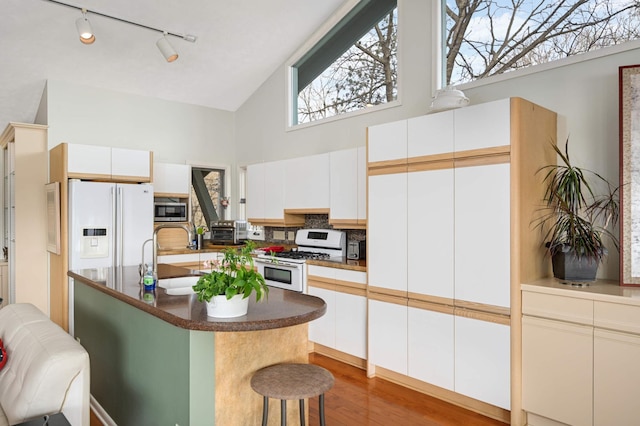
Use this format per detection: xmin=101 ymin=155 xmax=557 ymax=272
xmin=357 ymin=146 xmax=366 ymax=221
xmin=454 ymin=99 xmax=511 ymax=152
xmin=66 ymin=143 xmax=151 ymax=181
xmin=408 ymin=110 xmax=455 ymax=157
xmin=264 ymin=160 xmax=286 ymax=219
xmin=246 ymin=163 xmax=265 ymax=221
xmin=329 ymin=147 xmax=366 ymax=224
xmin=368 ymin=120 xmax=407 ymax=163
xmin=153 ymin=163 xmax=191 ymax=196
xmin=284 ymin=153 xmax=330 ymax=210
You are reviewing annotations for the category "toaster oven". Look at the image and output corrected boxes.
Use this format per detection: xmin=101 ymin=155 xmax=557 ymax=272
xmin=209 ymin=220 xmax=248 ymax=245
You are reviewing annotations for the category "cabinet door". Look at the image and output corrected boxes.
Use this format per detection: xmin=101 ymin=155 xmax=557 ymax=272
xmin=408 ymin=306 xmax=454 ymax=391
xmin=335 ymin=291 xmax=367 ymax=359
xmin=522 ymin=315 xmax=593 ymax=426
xmin=308 ymin=286 xmax=336 ymax=348
xmin=407 ymin=110 xmax=454 ymax=157
xmin=594 ymin=328 xmax=640 ymax=426
xmin=454 ymin=99 xmax=511 ymax=152
xmin=264 ymin=161 xmax=285 ymax=220
xmin=455 ymin=163 xmax=510 ymax=308
xmin=368 ymin=120 xmax=407 ymax=163
xmin=369 ymin=299 xmax=407 ymax=375
xmin=357 ymin=146 xmax=367 ymax=221
xmin=408 ymin=169 xmax=454 ymax=299
xmin=154 ymin=163 xmax=191 ymax=195
xmin=111 ymin=148 xmax=151 ymax=179
xmin=67 ymin=143 xmax=112 ymax=177
xmin=246 ymin=163 xmax=265 ymax=221
xmin=284 ymin=153 xmax=330 ymax=210
xmin=368 ymin=173 xmax=407 ymax=292
xmin=329 ymin=148 xmax=358 ymax=221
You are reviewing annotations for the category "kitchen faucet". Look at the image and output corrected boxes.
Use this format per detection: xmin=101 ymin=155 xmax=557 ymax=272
xmin=152 ymin=223 xmax=195 ymax=273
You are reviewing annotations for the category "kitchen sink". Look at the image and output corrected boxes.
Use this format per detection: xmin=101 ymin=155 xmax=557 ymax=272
xmin=157 ymin=276 xmax=201 ymax=295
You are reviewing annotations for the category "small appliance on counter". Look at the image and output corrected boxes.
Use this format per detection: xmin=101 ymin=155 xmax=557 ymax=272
xmin=347 ymin=240 xmax=366 ymax=260
xmin=209 ymin=220 xmax=248 ymax=245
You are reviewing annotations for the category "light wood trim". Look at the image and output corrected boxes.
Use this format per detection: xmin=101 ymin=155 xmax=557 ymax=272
xmin=408 ymin=299 xmax=455 ymax=315
xmin=367 ymin=158 xmax=407 ymax=169
xmin=329 ymin=218 xmax=367 ymax=230
xmin=310 ymin=344 xmax=367 ymax=370
xmin=247 ymin=215 xmax=306 ymax=227
xmin=454 ymin=307 xmax=511 ymax=326
xmin=67 ymin=172 xmax=112 ymax=181
xmin=153 ymin=192 xmax=189 ymax=198
xmin=335 ymin=278 xmax=366 ymax=291
xmin=335 ymin=283 xmax=367 ymax=297
xmin=284 ymin=208 xmax=330 ymax=215
xmin=407 ymin=158 xmax=454 ymax=173
xmin=408 ymin=292 xmax=454 ymax=306
xmin=368 ymin=285 xmax=407 ymax=299
xmin=307 ymin=279 xmax=335 ymax=291
xmin=367 ymin=291 xmax=408 ymax=306
xmin=154 ymin=225 xmax=193 ymax=250
xmin=454 ymin=145 xmax=511 ymax=159
xmin=454 ymin=299 xmax=511 ymax=317
xmin=368 ymin=163 xmax=408 ymax=176
xmin=0 ymin=122 xmax=48 ymax=147
xmin=373 ymin=366 xmax=511 ymax=424
xmin=454 ymin=152 xmax=511 ymax=168
xmin=110 ymin=175 xmax=153 ymax=183
xmin=148 ymin=151 xmax=154 ymax=182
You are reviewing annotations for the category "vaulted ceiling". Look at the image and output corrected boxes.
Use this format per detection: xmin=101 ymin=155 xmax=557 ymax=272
xmin=0 ymin=0 xmax=349 ymax=131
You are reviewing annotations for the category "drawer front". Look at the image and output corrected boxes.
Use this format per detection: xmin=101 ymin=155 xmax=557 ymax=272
xmin=522 ymin=291 xmax=593 ymax=325
xmin=594 ymin=301 xmax=640 ymax=334
xmin=307 ymin=265 xmax=335 ymax=280
xmin=334 ymin=268 xmax=366 ymax=285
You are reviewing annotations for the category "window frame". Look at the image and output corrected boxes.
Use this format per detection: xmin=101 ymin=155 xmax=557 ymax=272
xmin=188 ymin=161 xmax=231 ymax=225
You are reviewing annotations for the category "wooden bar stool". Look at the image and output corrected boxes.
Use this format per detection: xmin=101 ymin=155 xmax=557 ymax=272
xmin=250 ymin=363 xmax=334 ymax=426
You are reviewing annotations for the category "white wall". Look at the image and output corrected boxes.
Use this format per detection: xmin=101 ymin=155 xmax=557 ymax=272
xmin=45 ymin=80 xmax=235 ymax=165
xmin=234 ymin=1 xmax=637 ymax=279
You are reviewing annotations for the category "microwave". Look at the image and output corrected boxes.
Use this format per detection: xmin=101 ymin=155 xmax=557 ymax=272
xmin=154 ymin=202 xmax=187 ymax=222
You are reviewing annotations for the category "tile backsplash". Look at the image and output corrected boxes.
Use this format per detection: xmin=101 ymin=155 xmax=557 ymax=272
xmin=265 ymin=214 xmax=365 ymax=245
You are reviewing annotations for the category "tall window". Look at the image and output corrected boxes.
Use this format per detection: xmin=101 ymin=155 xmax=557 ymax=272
xmin=291 ymin=0 xmax=398 ymax=125
xmin=444 ymin=0 xmax=640 ymax=86
xmin=191 ymin=167 xmax=225 ymax=229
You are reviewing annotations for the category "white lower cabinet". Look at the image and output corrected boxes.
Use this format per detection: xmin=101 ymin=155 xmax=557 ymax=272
xmin=308 ymin=286 xmax=336 ymax=348
xmin=335 ymin=291 xmax=367 ymax=359
xmin=368 ymin=299 xmax=407 ymax=374
xmin=407 ymin=307 xmax=454 ymax=391
xmin=455 ymin=316 xmax=511 ymax=410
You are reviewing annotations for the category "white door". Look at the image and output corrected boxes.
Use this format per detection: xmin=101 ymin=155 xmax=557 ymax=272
xmin=454 ymin=99 xmax=511 ymax=152
xmin=357 ymin=146 xmax=367 ymax=221
xmin=308 ymin=286 xmax=336 ymax=348
xmin=369 ymin=299 xmax=407 ymax=375
xmin=368 ymin=120 xmax=407 ymax=163
xmin=335 ymin=291 xmax=367 ymax=359
xmin=329 ymin=148 xmax=358 ymax=221
xmin=246 ymin=163 xmax=265 ymax=221
xmin=264 ymin=161 xmax=285 ymax=220
xmin=111 ymin=148 xmax=151 ymax=179
xmin=117 ymin=184 xmax=154 ymax=267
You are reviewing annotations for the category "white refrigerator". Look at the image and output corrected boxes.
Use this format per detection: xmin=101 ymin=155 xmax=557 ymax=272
xmin=68 ymin=180 xmax=154 ymax=332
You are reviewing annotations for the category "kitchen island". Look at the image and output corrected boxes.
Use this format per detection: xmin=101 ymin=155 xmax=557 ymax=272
xmin=69 ymin=264 xmax=326 ymax=426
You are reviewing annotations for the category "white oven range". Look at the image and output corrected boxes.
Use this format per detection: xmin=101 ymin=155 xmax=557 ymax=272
xmin=254 ymin=229 xmax=346 ymax=292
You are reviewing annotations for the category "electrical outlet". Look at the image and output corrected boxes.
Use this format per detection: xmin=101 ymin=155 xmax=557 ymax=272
xmin=287 ymin=231 xmax=295 ymax=240
xmin=273 ymin=230 xmax=286 ymax=240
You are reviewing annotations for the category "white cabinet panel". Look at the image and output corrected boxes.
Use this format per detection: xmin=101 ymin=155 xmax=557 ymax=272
xmin=154 ymin=163 xmax=190 ymax=195
xmin=330 ymin=148 xmax=358 ymax=221
xmin=368 ymin=173 xmax=407 ymax=292
xmin=369 ymin=300 xmax=407 ymax=374
xmin=455 ymin=316 xmax=511 ymax=410
xmin=111 ymin=147 xmax=151 ymax=178
xmin=67 ymin=144 xmax=111 ymax=176
xmin=357 ymin=146 xmax=367 ymax=221
xmin=408 ymin=307 xmax=454 ymax=391
xmin=455 ymin=163 xmax=510 ymax=308
xmin=368 ymin=120 xmax=407 ymax=163
xmin=285 ymin=153 xmax=330 ymax=210
xmin=522 ymin=315 xmax=593 ymax=426
xmin=335 ymin=291 xmax=367 ymax=359
xmin=308 ymin=286 xmax=336 ymax=348
xmin=594 ymin=328 xmax=640 ymax=426
xmin=408 ymin=110 xmax=454 ymax=157
xmin=264 ymin=161 xmax=285 ymax=220
xmin=247 ymin=163 xmax=265 ymax=221
xmin=408 ymin=169 xmax=454 ymax=299
xmin=454 ymin=99 xmax=511 ymax=152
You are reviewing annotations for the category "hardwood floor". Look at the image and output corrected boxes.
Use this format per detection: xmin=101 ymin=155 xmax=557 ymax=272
xmin=308 ymin=353 xmax=507 ymax=426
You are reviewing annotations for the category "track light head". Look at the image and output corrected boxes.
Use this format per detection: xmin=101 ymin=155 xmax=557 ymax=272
xmin=156 ymin=33 xmax=178 ymax=62
xmin=75 ymin=9 xmax=95 ymax=44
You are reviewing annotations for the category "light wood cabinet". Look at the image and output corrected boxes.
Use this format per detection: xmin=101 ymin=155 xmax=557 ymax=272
xmin=66 ymin=143 xmax=152 ymax=182
xmin=367 ymin=98 xmax=557 ymax=424
xmin=307 ymin=265 xmax=367 ymax=367
xmin=153 ymin=163 xmax=191 ymax=197
xmin=0 ymin=123 xmax=49 ymax=315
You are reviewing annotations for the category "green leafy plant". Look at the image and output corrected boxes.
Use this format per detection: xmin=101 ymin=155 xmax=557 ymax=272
xmin=196 ymin=226 xmax=206 ymax=235
xmin=536 ymin=138 xmax=619 ymax=263
xmin=192 ymin=240 xmax=268 ymax=302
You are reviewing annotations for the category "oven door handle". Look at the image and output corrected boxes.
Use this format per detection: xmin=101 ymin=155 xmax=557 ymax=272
xmin=255 ymin=258 xmax=303 ymax=269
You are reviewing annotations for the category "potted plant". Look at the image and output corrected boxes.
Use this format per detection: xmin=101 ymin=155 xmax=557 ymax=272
xmin=536 ymin=138 xmax=619 ymax=281
xmin=192 ymin=240 xmax=268 ymax=317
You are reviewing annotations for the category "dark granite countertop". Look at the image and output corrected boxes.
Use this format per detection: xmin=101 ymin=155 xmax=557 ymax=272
xmin=68 ymin=264 xmax=326 ymax=332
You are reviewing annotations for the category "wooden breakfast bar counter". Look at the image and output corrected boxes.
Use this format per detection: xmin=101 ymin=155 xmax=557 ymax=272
xmin=69 ymin=264 xmax=326 ymax=426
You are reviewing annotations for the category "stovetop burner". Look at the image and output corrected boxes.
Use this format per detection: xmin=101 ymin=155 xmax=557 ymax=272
xmin=273 ymin=250 xmax=331 ymax=261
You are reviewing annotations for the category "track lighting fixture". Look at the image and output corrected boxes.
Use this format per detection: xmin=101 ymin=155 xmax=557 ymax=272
xmin=157 ymin=33 xmax=178 ymax=63
xmin=75 ymin=9 xmax=95 ymax=44
xmin=46 ymin=0 xmax=197 ymax=62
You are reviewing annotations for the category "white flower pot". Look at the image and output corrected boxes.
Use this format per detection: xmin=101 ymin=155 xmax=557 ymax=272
xmin=205 ymin=294 xmax=249 ymax=318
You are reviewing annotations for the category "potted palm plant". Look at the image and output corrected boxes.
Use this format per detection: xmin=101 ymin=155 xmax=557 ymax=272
xmin=536 ymin=139 xmax=619 ymax=281
xmin=192 ymin=240 xmax=268 ymax=317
